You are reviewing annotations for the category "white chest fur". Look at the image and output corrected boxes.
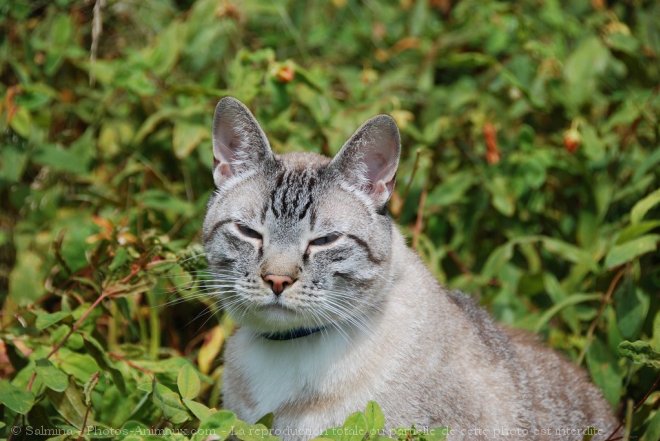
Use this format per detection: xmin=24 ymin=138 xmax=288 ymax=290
xmin=224 ymin=327 xmax=379 ymax=429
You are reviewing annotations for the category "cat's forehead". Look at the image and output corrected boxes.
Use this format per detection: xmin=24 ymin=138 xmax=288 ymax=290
xmin=276 ymin=151 xmax=331 ymax=169
xmin=265 ymin=153 xmax=330 ymax=225
xmin=212 ymin=150 xmax=367 ymax=233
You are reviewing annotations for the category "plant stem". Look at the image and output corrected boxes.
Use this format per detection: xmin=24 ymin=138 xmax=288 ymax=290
xmin=399 ymin=148 xmax=423 ymax=218
xmin=77 ymin=371 xmax=99 ymax=441
xmin=27 ymin=267 xmax=140 ymax=391
xmin=412 ymin=187 xmax=427 ymax=250
xmin=147 ymin=290 xmax=160 ymax=359
xmin=604 ymin=373 xmax=660 ymax=441
xmin=577 ymin=266 xmax=627 ymax=365
xmin=108 ymin=301 xmax=118 ymax=350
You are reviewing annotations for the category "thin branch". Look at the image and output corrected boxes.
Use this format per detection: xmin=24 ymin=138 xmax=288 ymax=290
xmin=411 ymin=187 xmax=427 ymax=250
xmin=109 ymin=352 xmax=154 ymax=375
xmin=577 ymin=266 xmax=627 ymax=365
xmin=447 ymin=250 xmax=471 ymax=276
xmin=77 ymin=372 xmax=100 ymax=441
xmin=27 ymin=266 xmax=141 ymax=391
xmin=89 ymin=0 xmax=106 ymax=86
xmin=400 ymin=148 xmax=423 ymax=207
xmin=604 ymin=374 xmax=660 ymax=441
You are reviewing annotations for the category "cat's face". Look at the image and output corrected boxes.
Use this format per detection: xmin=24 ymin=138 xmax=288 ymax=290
xmin=203 ymin=98 xmax=400 ymax=337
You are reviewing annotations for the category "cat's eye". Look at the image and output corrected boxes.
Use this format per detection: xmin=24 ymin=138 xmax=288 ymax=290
xmin=308 ymin=233 xmax=340 ymax=247
xmin=235 ymin=223 xmax=262 ymax=240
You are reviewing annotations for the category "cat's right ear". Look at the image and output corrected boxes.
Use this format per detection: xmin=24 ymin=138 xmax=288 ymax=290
xmin=330 ymin=115 xmax=401 ymax=209
xmin=212 ymin=97 xmax=274 ymax=187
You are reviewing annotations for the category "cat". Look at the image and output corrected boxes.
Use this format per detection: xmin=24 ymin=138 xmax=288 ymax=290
xmin=202 ymin=97 xmax=619 ymax=441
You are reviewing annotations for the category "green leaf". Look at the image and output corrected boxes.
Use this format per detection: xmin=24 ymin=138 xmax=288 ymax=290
xmin=82 ymin=372 xmax=99 ymax=407
xmin=192 ymin=410 xmax=236 ymax=441
xmin=58 ymin=216 xmax=97 ymax=272
xmin=618 ymin=340 xmax=660 ymax=368
xmin=427 ymin=173 xmax=475 ymax=206
xmin=617 ymin=221 xmax=660 ymax=244
xmin=35 ymin=359 xmax=69 ymax=392
xmin=233 ymin=420 xmax=278 ymax=441
xmin=653 ymin=313 xmax=660 ymax=353
xmin=540 ymin=238 xmax=597 ymax=271
xmin=82 ymin=335 xmax=127 ymax=393
xmin=144 ymin=21 xmax=184 ymax=76
xmin=45 ymin=13 xmax=73 ymax=75
xmin=132 ymin=356 xmax=192 ymax=374
xmin=605 ymin=234 xmax=659 ymax=268
xmin=0 ymin=380 xmax=35 ymax=414
xmin=46 ymin=377 xmax=92 ymax=427
xmin=118 ymin=421 xmax=153 ymax=441
xmin=35 ymin=310 xmax=71 ymax=330
xmin=364 ymin=401 xmax=385 ymax=432
xmin=605 ymin=32 xmax=640 ymax=54
xmin=614 ymin=278 xmax=650 ymax=340
xmin=586 ymin=339 xmax=623 ymax=406
xmin=9 ymin=107 xmax=32 ymax=138
xmin=481 ymin=242 xmax=514 ymax=278
xmin=137 ymin=190 xmax=194 ymax=217
xmin=58 ymin=349 xmax=101 ymax=383
xmin=563 ymin=36 xmax=610 ymax=111
xmin=133 ymin=107 xmax=179 ymax=144
xmin=33 ymin=143 xmax=91 ymax=175
xmin=9 ymin=250 xmax=45 ymax=306
xmin=535 ymin=293 xmax=601 ymax=332
xmin=631 ymin=188 xmax=660 ymax=224
xmin=0 ymin=145 xmax=28 ymax=182
xmin=177 ymin=363 xmax=201 ymax=400
xmin=641 ymin=408 xmax=660 ymax=441
xmin=123 ymin=70 xmax=157 ymax=96
xmin=152 ymin=382 xmax=190 ymax=425
xmin=324 ymin=411 xmax=367 ymax=441
xmin=581 ymin=427 xmax=597 ymax=441
xmin=109 ymin=247 xmax=131 ymax=272
xmin=173 ymin=121 xmax=208 ymax=159
xmin=487 ymin=176 xmax=515 ymax=217
xmin=426 ymin=427 xmax=450 ymax=441
xmin=183 ymin=398 xmax=215 ymax=421
xmin=256 ymin=412 xmax=274 ymax=430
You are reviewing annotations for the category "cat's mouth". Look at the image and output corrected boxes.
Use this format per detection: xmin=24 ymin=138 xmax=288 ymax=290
xmin=258 ymin=302 xmax=295 ymax=312
xmin=250 ymin=301 xmax=311 ymax=330
xmin=237 ymin=296 xmax=320 ymax=332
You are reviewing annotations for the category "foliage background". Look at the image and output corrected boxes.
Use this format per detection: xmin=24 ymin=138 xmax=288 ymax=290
xmin=1 ymin=0 xmax=659 ymax=440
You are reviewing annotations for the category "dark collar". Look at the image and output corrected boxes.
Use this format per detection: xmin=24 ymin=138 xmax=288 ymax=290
xmin=261 ymin=326 xmax=326 ymax=341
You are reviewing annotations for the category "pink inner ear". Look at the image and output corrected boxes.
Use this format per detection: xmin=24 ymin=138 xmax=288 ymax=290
xmin=218 ymin=162 xmax=232 ymax=178
xmin=365 ymin=153 xmax=387 ymax=178
xmin=330 ymin=113 xmax=400 ymax=203
xmin=214 ymin=126 xmax=239 ymax=165
xmin=372 ymin=180 xmax=387 ymax=196
xmin=364 ymin=151 xmax=396 ymax=186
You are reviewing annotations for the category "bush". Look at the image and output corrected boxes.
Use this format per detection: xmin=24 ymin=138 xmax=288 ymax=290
xmin=0 ymin=0 xmax=658 ymax=440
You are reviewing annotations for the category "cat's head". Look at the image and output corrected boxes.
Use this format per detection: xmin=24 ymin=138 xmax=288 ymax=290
xmin=202 ymin=97 xmax=400 ymax=337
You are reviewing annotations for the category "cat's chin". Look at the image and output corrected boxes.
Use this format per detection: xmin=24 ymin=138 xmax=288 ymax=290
xmin=258 ymin=302 xmax=297 ymax=317
xmin=237 ymin=303 xmax=318 ymax=333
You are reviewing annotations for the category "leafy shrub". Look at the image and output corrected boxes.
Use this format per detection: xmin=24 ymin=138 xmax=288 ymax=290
xmin=0 ymin=0 xmax=658 ymax=440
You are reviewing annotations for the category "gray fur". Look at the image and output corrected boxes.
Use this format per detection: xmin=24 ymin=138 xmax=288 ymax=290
xmin=203 ymin=97 xmax=619 ymax=441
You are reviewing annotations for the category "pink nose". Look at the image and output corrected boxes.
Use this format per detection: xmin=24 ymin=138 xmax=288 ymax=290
xmin=262 ymin=274 xmax=295 ymax=295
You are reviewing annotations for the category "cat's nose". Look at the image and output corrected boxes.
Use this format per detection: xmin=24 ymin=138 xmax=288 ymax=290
xmin=262 ymin=274 xmax=295 ymax=295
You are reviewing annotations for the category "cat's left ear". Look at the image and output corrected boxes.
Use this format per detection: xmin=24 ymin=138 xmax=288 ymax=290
xmin=331 ymin=115 xmax=401 ymax=208
xmin=212 ymin=97 xmax=274 ymax=187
